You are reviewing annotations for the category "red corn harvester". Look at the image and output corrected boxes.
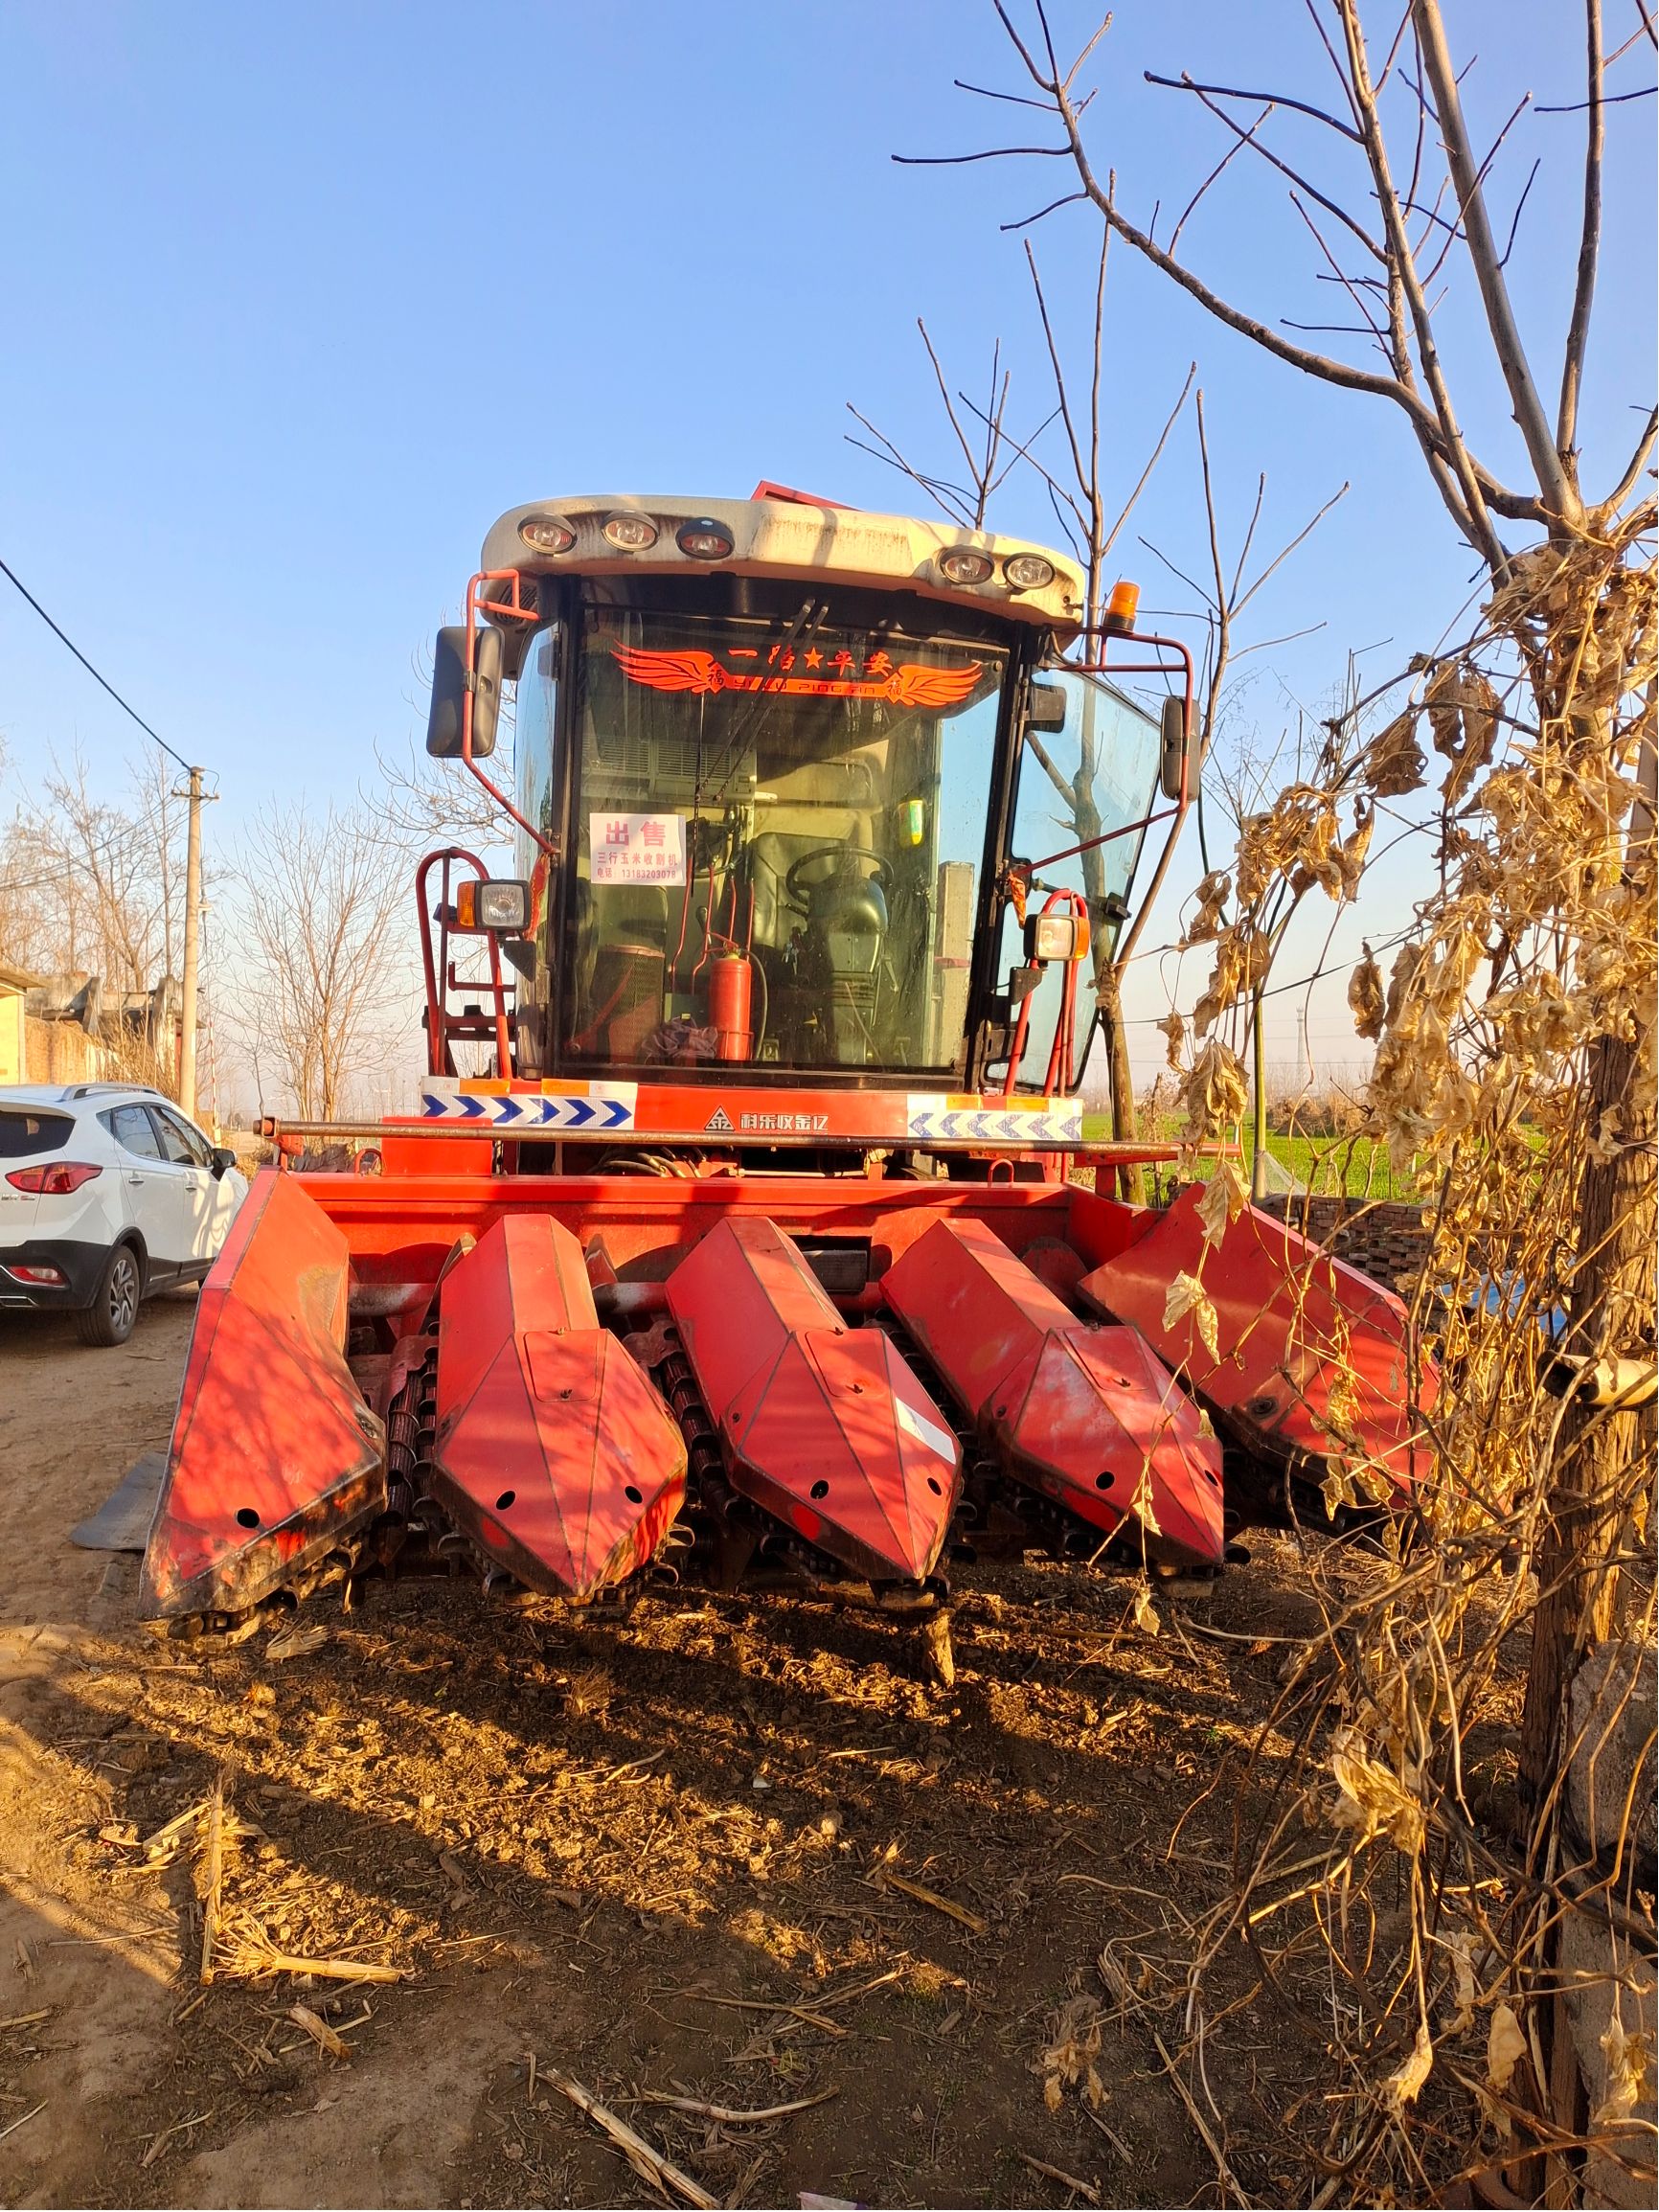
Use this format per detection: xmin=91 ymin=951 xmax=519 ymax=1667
xmin=141 ymin=489 xmax=1437 ymax=1633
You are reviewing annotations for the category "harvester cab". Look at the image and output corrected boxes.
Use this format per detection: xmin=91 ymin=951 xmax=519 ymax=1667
xmin=141 ymin=487 xmax=1434 ymax=1637
xmin=416 ymin=489 xmax=1194 ymax=1141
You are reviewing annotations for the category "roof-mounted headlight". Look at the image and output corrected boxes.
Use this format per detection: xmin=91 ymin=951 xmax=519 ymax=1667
xmin=676 ymin=518 xmax=735 ymax=560
xmin=518 ymin=515 xmax=577 ymax=555
xmin=1004 ymin=553 xmax=1055 ymax=591
xmin=937 ymin=547 xmax=994 ymax=586
xmin=602 ymin=513 xmax=659 ymax=552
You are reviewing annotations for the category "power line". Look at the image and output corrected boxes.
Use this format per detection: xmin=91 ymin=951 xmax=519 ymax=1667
xmin=0 ymin=554 xmax=197 ymax=775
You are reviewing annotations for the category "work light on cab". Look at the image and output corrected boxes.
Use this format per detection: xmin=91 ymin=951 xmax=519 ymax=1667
xmin=454 ymin=878 xmax=532 ymax=933
xmin=1003 ymin=553 xmax=1055 ymax=591
xmin=1025 ymin=910 xmax=1090 ymax=964
xmin=518 ymin=515 xmax=576 ymax=554
xmin=603 ymin=513 xmax=659 ymax=552
xmin=676 ymin=518 xmax=734 ymax=560
xmin=936 ymin=547 xmax=994 ymax=586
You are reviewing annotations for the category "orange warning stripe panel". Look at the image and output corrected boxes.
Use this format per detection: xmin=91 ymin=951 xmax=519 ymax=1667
xmin=425 ymin=1079 xmax=1092 ymax=1149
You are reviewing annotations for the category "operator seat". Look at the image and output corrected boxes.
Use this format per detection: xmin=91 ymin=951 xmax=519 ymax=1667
xmin=572 ymin=880 xmax=670 ymax=1059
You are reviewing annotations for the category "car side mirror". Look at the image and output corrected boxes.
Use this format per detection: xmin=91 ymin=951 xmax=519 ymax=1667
xmin=1160 ymin=694 xmax=1193 ymax=802
xmin=426 ymin=624 xmax=504 ymax=760
xmin=209 ymin=1146 xmax=237 ymax=1179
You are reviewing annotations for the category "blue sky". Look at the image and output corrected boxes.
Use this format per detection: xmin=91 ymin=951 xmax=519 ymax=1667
xmin=1 ymin=2 xmax=1652 ymax=1081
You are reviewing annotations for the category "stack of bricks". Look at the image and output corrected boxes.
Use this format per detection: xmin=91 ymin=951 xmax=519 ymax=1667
xmin=1253 ymin=1194 xmax=1433 ymax=1295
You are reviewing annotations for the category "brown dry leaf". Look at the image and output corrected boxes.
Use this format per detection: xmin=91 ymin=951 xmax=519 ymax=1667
xmin=1034 ymin=1996 xmax=1106 ymax=2111
xmin=1348 ymin=945 xmax=1385 ymax=1040
xmin=1163 ymin=1272 xmax=1219 ymax=1363
xmin=1184 ymin=871 xmax=1230 ymax=946
xmin=287 ymin=2003 xmax=351 ymax=2062
xmin=1333 ymin=799 xmax=1375 ymax=897
xmin=1384 ymin=2018 xmax=1434 ymax=2111
xmin=1159 ymin=1008 xmax=1187 ymax=1072
xmin=1132 ymin=1585 xmax=1163 ymax=1638
xmin=1426 ymin=663 xmax=1501 ymax=806
xmin=1321 ymin=1461 xmax=1358 ymax=1520
xmin=1181 ymin=1038 xmax=1248 ymax=1141
xmin=1128 ymin=1470 xmax=1164 ymax=1540
xmin=1486 ymin=2002 xmax=1527 ymax=2094
xmin=1593 ymin=1999 xmax=1651 ymax=2129
xmin=1444 ymin=1933 xmax=1478 ymax=2036
xmin=1329 ymin=1731 xmax=1425 ymax=1853
xmin=266 ymin=1625 xmax=330 ymax=1664
xmin=1195 ymin=1158 xmax=1247 ymax=1247
xmin=1323 ymin=1366 xmax=1361 ymax=1441
xmin=1365 ymin=709 xmax=1426 ymax=797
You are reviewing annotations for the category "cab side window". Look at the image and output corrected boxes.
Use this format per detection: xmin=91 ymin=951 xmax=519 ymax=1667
xmin=151 ymin=1108 xmax=210 ymax=1167
xmin=101 ymin=1105 xmax=163 ymax=1160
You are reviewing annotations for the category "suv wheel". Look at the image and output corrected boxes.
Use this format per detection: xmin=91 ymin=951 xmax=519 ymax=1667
xmin=79 ymin=1243 xmax=142 ymax=1347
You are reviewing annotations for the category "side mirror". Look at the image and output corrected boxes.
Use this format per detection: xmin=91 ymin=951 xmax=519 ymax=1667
xmin=426 ymin=624 xmax=504 ymax=760
xmin=209 ymin=1146 xmax=237 ymax=1180
xmin=1028 ymin=679 xmax=1070 ymax=734
xmin=1160 ymin=694 xmax=1193 ymax=802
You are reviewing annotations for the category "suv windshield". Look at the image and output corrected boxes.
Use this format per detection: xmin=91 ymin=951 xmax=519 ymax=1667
xmin=566 ymin=604 xmax=1008 ymax=1074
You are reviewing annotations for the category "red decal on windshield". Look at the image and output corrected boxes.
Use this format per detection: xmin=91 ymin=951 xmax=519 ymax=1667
xmin=613 ymin=644 xmax=982 ymax=709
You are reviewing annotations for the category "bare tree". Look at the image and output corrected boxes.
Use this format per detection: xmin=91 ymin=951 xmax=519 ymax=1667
xmin=907 ymin=2 xmax=1656 ymax=2183
xmin=231 ymin=798 xmax=408 ymax=1121
xmin=853 ymin=325 xmax=1340 ymax=1194
xmin=0 ymin=751 xmax=185 ymax=993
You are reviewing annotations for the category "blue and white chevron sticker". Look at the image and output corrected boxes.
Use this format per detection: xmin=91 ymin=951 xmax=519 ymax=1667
xmin=904 ymin=1095 xmax=1083 ymax=1146
xmin=418 ymin=1080 xmax=637 ymax=1132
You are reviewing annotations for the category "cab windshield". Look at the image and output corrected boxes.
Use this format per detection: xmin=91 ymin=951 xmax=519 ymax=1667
xmin=565 ymin=603 xmax=1008 ymax=1074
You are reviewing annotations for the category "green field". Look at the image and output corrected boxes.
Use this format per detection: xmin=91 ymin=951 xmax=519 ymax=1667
xmin=1081 ymin=1111 xmax=1424 ymax=1199
xmin=1247 ymin=1133 xmax=1420 ymax=1198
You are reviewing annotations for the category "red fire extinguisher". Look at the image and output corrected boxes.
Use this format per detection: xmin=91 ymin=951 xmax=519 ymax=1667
xmin=709 ymin=946 xmax=754 ymax=1062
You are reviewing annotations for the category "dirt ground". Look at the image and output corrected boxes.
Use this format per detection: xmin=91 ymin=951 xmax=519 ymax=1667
xmin=0 ymin=1293 xmax=1456 ymax=2210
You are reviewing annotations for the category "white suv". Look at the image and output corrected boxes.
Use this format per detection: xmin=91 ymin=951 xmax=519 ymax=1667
xmin=0 ymin=1083 xmax=249 ymax=1346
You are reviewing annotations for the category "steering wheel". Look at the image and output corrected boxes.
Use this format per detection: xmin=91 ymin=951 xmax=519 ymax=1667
xmin=784 ymin=843 xmax=894 ymax=908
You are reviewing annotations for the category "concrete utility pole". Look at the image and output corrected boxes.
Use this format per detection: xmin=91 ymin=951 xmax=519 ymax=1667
xmin=178 ymin=766 xmax=204 ymax=1119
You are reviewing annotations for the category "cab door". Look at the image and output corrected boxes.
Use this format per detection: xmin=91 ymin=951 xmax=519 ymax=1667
xmin=997 ymin=668 xmax=1163 ymax=1089
xmin=100 ymin=1103 xmax=187 ymax=1277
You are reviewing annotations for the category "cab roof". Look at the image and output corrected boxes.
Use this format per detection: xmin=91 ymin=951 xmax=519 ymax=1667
xmin=481 ymin=492 xmax=1085 ymax=635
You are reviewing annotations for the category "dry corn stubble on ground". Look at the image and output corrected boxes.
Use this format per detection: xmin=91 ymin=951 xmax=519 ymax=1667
xmin=0 ymin=1295 xmax=1537 ymax=2208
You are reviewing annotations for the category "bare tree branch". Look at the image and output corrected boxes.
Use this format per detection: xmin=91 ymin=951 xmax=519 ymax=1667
xmin=1535 ymin=81 xmax=1655 ymax=109
xmin=1156 ymin=75 xmax=1387 ymax=263
xmin=1602 ymin=405 xmax=1658 ymax=513
xmin=1410 ymin=0 xmax=1581 ymax=521
xmin=1167 ymin=103 xmax=1270 ymax=260
xmin=1142 ymin=65 xmax=1363 ymax=143
xmin=1000 ymin=187 xmax=1090 ymax=232
xmin=1557 ymin=0 xmax=1606 ymax=467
